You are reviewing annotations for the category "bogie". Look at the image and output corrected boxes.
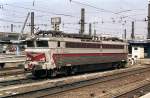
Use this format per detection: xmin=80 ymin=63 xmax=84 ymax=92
xmin=31 ymin=61 xmax=127 ymax=78
xmin=32 ymin=69 xmax=47 ymax=78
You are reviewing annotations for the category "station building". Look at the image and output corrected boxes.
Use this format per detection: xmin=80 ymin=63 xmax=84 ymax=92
xmin=0 ymin=32 xmax=27 ymax=41
xmin=0 ymin=32 xmax=28 ymax=54
xmin=128 ymin=40 xmax=150 ymax=59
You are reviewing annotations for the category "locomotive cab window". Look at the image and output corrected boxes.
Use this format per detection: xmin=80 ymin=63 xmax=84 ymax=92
xmin=27 ymin=41 xmax=35 ymax=47
xmin=36 ymin=41 xmax=49 ymax=47
xmin=134 ymin=47 xmax=138 ymax=50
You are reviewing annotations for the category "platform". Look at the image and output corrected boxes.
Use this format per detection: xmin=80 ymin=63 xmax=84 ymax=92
xmin=138 ymin=58 xmax=150 ymax=65
xmin=140 ymin=92 xmax=150 ymax=98
xmin=0 ymin=55 xmax=25 ymax=63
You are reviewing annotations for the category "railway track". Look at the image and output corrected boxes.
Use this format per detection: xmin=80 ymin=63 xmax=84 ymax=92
xmin=0 ymin=55 xmax=26 ymax=63
xmin=0 ymin=68 xmax=27 ymax=77
xmin=0 ymin=69 xmax=32 ymax=87
xmin=115 ymin=82 xmax=150 ymax=98
xmin=0 ymin=65 xmax=30 ymax=77
xmin=0 ymin=67 xmax=22 ymax=71
xmin=0 ymin=65 xmax=149 ymax=98
xmin=98 ymin=78 xmax=150 ymax=98
xmin=0 ymin=73 xmax=34 ymax=87
xmin=0 ymin=77 xmax=45 ymax=89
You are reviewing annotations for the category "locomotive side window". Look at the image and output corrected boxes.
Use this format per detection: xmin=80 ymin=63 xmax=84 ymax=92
xmin=27 ymin=41 xmax=34 ymax=47
xmin=36 ymin=41 xmax=48 ymax=47
xmin=134 ymin=47 xmax=138 ymax=50
xmin=58 ymin=41 xmax=60 ymax=47
xmin=66 ymin=42 xmax=101 ymax=48
xmin=66 ymin=42 xmax=124 ymax=49
xmin=102 ymin=44 xmax=124 ymax=49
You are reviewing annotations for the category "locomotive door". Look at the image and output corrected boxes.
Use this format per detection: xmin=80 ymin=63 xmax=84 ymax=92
xmin=99 ymin=42 xmax=103 ymax=52
xmin=57 ymin=41 xmax=64 ymax=67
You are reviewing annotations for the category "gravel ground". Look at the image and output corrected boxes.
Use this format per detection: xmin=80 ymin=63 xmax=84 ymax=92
xmin=43 ymin=67 xmax=150 ymax=98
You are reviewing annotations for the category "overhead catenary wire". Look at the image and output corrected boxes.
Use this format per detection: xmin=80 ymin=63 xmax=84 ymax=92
xmin=0 ymin=0 xmax=147 ymax=36
xmin=3 ymin=3 xmax=77 ymax=18
xmin=0 ymin=0 xmax=146 ymax=24
xmin=70 ymin=0 xmax=128 ymax=15
xmin=70 ymin=0 xmax=118 ymax=14
xmin=69 ymin=0 xmax=146 ymax=21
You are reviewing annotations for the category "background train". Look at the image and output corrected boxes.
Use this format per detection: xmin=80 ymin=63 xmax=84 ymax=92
xmin=24 ymin=30 xmax=128 ymax=77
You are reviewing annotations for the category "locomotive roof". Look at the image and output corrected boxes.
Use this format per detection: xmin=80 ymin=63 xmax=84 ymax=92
xmin=26 ymin=37 xmax=126 ymax=46
xmin=26 ymin=30 xmax=126 ymax=45
xmin=36 ymin=30 xmax=92 ymax=40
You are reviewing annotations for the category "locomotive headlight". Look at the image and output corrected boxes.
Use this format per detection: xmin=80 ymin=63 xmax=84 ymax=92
xmin=26 ymin=57 xmax=31 ymax=61
xmin=39 ymin=57 xmax=46 ymax=62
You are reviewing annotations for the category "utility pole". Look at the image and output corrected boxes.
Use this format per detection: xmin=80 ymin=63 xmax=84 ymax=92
xmin=131 ymin=21 xmax=135 ymax=40
xmin=148 ymin=2 xmax=150 ymax=39
xmin=93 ymin=22 xmax=98 ymax=37
xmin=80 ymin=8 xmax=85 ymax=35
xmin=18 ymin=12 xmax=30 ymax=40
xmin=11 ymin=24 xmax=13 ymax=32
xmin=89 ymin=23 xmax=92 ymax=36
xmin=94 ymin=29 xmax=96 ymax=37
xmin=21 ymin=12 xmax=30 ymax=34
xmin=124 ymin=29 xmax=126 ymax=40
xmin=31 ymin=12 xmax=34 ymax=35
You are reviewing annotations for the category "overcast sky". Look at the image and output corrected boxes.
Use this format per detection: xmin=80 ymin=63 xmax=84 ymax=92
xmin=0 ymin=0 xmax=148 ymax=39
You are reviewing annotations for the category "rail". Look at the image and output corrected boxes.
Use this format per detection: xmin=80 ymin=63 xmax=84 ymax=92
xmin=0 ymin=55 xmax=26 ymax=63
xmin=0 ymin=65 xmax=149 ymax=98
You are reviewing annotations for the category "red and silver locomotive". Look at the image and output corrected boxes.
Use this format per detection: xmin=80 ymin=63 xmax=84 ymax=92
xmin=24 ymin=31 xmax=128 ymax=77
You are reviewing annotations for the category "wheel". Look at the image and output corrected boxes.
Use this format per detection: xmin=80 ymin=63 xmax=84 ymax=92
xmin=51 ymin=70 xmax=57 ymax=77
xmin=70 ymin=67 xmax=77 ymax=75
xmin=24 ymin=68 xmax=28 ymax=71
xmin=0 ymin=63 xmax=5 ymax=68
xmin=32 ymin=70 xmax=47 ymax=78
xmin=117 ymin=62 xmax=122 ymax=69
xmin=121 ymin=61 xmax=127 ymax=68
xmin=117 ymin=61 xmax=127 ymax=69
xmin=47 ymin=70 xmax=57 ymax=78
xmin=112 ymin=63 xmax=118 ymax=69
xmin=64 ymin=67 xmax=70 ymax=76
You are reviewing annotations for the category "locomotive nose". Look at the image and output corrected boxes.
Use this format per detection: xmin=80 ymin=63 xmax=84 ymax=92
xmin=26 ymin=52 xmax=46 ymax=62
xmin=25 ymin=50 xmax=49 ymax=71
xmin=27 ymin=61 xmax=38 ymax=68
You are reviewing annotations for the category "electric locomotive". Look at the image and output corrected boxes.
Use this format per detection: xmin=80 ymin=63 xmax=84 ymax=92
xmin=24 ymin=30 xmax=128 ymax=77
